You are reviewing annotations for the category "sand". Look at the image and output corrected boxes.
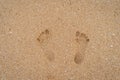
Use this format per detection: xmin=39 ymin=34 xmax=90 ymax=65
xmin=0 ymin=0 xmax=120 ymax=80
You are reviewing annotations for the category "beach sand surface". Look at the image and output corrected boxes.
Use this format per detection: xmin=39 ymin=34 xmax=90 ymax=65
xmin=0 ymin=0 xmax=120 ymax=80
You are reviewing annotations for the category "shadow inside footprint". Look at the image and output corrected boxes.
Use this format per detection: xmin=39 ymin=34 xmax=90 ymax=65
xmin=47 ymin=74 xmax=56 ymax=80
xmin=36 ymin=29 xmax=55 ymax=62
xmin=74 ymin=31 xmax=90 ymax=65
xmin=44 ymin=49 xmax=55 ymax=62
xmin=37 ymin=29 xmax=50 ymax=44
xmin=75 ymin=31 xmax=89 ymax=44
xmin=74 ymin=52 xmax=83 ymax=64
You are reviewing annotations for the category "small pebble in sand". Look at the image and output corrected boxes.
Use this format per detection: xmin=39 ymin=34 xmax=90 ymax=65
xmin=8 ymin=28 xmax=13 ymax=34
xmin=110 ymin=45 xmax=113 ymax=48
xmin=64 ymin=70 xmax=67 ymax=73
xmin=9 ymin=31 xmax=13 ymax=34
xmin=112 ymin=33 xmax=115 ymax=36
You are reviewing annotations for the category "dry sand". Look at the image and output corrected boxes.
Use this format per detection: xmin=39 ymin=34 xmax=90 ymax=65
xmin=0 ymin=0 xmax=120 ymax=80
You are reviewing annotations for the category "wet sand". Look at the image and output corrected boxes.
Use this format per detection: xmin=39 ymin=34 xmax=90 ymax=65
xmin=0 ymin=0 xmax=120 ymax=80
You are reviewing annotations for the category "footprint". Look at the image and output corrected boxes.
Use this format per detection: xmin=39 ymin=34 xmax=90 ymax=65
xmin=44 ymin=49 xmax=55 ymax=62
xmin=37 ymin=29 xmax=50 ymax=45
xmin=74 ymin=31 xmax=90 ymax=64
xmin=36 ymin=29 xmax=55 ymax=62
xmin=47 ymin=74 xmax=55 ymax=80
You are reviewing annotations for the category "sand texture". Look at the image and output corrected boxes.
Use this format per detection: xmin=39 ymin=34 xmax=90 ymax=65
xmin=0 ymin=0 xmax=120 ymax=80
